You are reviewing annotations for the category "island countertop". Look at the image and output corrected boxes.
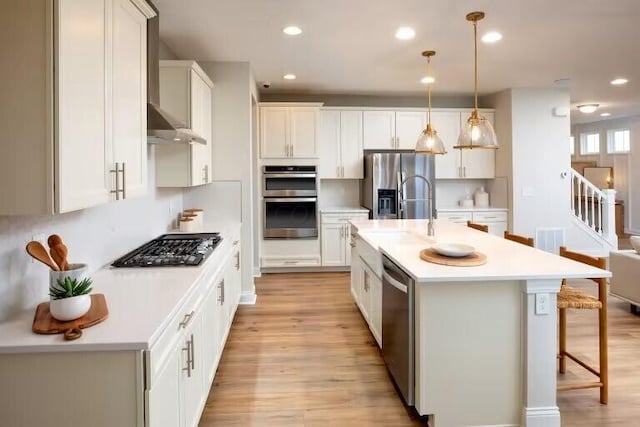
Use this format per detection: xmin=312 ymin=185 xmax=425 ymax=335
xmin=351 ymin=219 xmax=610 ymax=283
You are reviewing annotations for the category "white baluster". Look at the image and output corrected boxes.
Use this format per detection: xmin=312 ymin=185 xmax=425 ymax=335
xmin=590 ymin=187 xmax=596 ymax=229
xmin=571 ymin=174 xmax=575 ymax=213
xmin=577 ymin=176 xmax=582 ymax=220
xmin=598 ymin=193 xmax=603 ymax=233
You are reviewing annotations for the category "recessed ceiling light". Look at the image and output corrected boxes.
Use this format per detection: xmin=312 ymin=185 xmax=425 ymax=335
xmin=600 ymin=112 xmax=611 ymax=117
xmin=395 ymin=27 xmax=415 ymax=40
xmin=481 ymin=31 xmax=503 ymax=43
xmin=282 ymin=26 xmax=302 ymax=36
xmin=420 ymin=76 xmax=435 ymax=85
xmin=610 ymin=78 xmax=628 ymax=86
xmin=283 ymin=74 xmax=296 ymax=80
xmin=577 ymin=104 xmax=599 ymax=114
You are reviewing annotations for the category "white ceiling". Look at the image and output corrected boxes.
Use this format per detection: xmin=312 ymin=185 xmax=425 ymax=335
xmin=154 ymin=0 xmax=640 ymax=124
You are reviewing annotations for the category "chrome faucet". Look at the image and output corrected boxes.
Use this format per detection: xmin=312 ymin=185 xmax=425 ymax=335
xmin=398 ymin=174 xmax=435 ymax=237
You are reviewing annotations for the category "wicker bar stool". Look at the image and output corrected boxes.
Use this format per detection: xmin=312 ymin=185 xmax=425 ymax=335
xmin=503 ymin=231 xmax=534 ymax=247
xmin=557 ymin=246 xmax=608 ymax=404
xmin=467 ymin=221 xmax=488 ymax=233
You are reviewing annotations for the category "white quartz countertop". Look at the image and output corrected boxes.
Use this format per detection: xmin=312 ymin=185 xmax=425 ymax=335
xmin=0 ymin=221 xmax=241 ymax=354
xmin=351 ymin=219 xmax=610 ymax=283
xmin=320 ymin=207 xmax=369 ymax=214
xmin=437 ymin=207 xmax=508 ymax=212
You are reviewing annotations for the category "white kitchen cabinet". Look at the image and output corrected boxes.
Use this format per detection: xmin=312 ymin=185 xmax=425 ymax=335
xmin=180 ymin=312 xmax=204 ymax=427
xmin=320 ymin=211 xmax=368 ymax=267
xmin=369 ymin=269 xmax=382 ymax=347
xmin=0 ymin=0 xmax=154 ymax=215
xmin=155 ymin=61 xmax=214 ymax=187
xmin=437 ymin=209 xmax=508 ymax=237
xmin=363 ymin=110 xmax=426 ymax=150
xmin=319 ymin=110 xmax=364 ymax=179
xmin=259 ymin=103 xmax=321 ymax=159
xmin=434 ymin=110 xmax=496 ymax=179
xmin=147 ymin=346 xmax=181 ymax=427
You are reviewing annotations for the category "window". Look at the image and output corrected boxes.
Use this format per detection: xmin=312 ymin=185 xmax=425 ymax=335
xmin=580 ymin=132 xmax=600 ymax=155
xmin=570 ymin=136 xmax=575 ymax=156
xmin=607 ymin=129 xmax=630 ymax=153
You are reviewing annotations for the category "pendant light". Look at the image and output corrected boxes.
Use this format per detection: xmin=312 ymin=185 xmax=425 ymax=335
xmin=455 ymin=11 xmax=498 ymax=150
xmin=415 ymin=51 xmax=446 ymax=154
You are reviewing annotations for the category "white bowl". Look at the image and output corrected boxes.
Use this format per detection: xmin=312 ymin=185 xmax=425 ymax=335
xmin=50 ymin=294 xmax=91 ymax=322
xmin=630 ymin=236 xmax=640 ymax=254
xmin=432 ymin=243 xmax=475 ymax=258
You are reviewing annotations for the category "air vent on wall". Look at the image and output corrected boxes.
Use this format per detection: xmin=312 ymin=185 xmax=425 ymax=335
xmin=535 ymin=228 xmax=566 ymax=253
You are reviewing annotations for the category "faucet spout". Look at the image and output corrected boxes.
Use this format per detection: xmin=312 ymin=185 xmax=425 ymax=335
xmin=399 ymin=174 xmax=435 ymax=237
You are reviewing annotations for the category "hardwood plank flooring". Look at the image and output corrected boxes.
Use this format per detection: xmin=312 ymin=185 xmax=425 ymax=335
xmin=200 ymin=272 xmax=640 ymax=426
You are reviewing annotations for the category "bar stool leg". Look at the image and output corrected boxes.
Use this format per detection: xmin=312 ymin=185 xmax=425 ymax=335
xmin=559 ymin=307 xmax=567 ymax=374
xmin=599 ymin=304 xmax=608 ymax=404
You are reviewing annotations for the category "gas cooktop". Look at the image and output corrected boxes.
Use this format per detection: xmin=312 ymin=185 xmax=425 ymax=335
xmin=111 ymin=233 xmax=222 ymax=268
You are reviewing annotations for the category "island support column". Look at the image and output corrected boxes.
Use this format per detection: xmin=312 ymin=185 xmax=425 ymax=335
xmin=521 ymin=279 xmax=562 ymax=426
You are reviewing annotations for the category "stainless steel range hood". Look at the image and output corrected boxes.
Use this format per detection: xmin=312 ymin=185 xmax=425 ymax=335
xmin=146 ymin=3 xmax=206 ymax=145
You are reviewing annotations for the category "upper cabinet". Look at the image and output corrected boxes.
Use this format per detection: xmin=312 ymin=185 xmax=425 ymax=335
xmin=0 ymin=0 xmax=154 ymax=215
xmin=319 ymin=110 xmax=364 ymax=179
xmin=435 ymin=110 xmax=496 ymax=179
xmin=259 ymin=103 xmax=321 ymax=159
xmin=363 ymin=110 xmax=426 ymax=150
xmin=155 ymin=61 xmax=214 ymax=187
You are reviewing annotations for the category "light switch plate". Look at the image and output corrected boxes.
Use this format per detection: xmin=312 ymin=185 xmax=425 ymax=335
xmin=522 ymin=186 xmax=535 ymax=197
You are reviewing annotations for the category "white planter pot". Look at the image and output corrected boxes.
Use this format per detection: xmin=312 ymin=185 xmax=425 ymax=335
xmin=50 ymin=295 xmax=92 ymax=321
xmin=49 ymin=264 xmax=88 ymax=300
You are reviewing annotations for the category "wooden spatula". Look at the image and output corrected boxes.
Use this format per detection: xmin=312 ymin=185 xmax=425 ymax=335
xmin=26 ymin=241 xmax=59 ymax=271
xmin=48 ymin=234 xmax=69 ymax=271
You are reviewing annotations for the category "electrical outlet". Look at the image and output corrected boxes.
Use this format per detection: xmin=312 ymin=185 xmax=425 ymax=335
xmin=535 ymin=293 xmax=550 ymax=315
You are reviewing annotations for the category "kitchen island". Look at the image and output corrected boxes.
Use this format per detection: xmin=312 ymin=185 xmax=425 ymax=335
xmin=349 ymin=219 xmax=610 ymax=427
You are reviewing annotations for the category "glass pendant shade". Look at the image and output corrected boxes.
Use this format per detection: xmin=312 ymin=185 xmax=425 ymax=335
xmin=416 ymin=124 xmax=446 ymax=154
xmin=456 ymin=110 xmax=498 ymax=149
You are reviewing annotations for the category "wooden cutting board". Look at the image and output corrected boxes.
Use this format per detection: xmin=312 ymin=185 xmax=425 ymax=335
xmin=32 ymin=294 xmax=108 ymax=337
xmin=420 ymin=248 xmax=487 ymax=267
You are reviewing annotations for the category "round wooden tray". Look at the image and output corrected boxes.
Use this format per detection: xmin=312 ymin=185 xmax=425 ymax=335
xmin=420 ymin=248 xmax=487 ymax=267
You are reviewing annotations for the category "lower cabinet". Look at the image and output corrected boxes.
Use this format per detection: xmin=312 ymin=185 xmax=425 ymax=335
xmin=438 ymin=209 xmax=508 ymax=237
xmin=351 ymin=236 xmax=382 ymax=348
xmin=321 ymin=211 xmax=368 ymax=267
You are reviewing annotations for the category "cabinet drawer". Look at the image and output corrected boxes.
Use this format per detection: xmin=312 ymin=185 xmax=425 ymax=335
xmin=438 ymin=211 xmax=473 ymax=223
xmin=472 ymin=211 xmax=507 ymax=223
xmin=147 ymin=284 xmax=207 ymax=388
xmin=321 ymin=212 xmax=368 ymax=224
xmin=261 ymin=256 xmax=321 ymax=268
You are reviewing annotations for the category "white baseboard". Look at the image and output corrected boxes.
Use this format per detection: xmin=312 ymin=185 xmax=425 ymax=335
xmin=239 ymin=292 xmax=257 ymax=305
xmin=253 ymin=266 xmax=262 ymax=277
xmin=523 ymin=406 xmax=560 ymax=427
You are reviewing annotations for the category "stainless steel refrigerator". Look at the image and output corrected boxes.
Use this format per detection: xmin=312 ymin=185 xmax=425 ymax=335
xmin=361 ymin=151 xmax=436 ymax=219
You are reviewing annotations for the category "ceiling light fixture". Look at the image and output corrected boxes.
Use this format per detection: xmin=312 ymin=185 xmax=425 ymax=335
xmin=283 ymin=74 xmax=297 ymax=80
xmin=577 ymin=104 xmax=599 ymax=114
xmin=282 ymin=26 xmax=302 ymax=36
xmin=610 ymin=78 xmax=628 ymax=86
xmin=455 ymin=11 xmax=498 ymax=150
xmin=420 ymin=76 xmax=435 ymax=85
xmin=395 ymin=27 xmax=416 ymax=40
xmin=481 ymin=31 xmax=502 ymax=43
xmin=415 ymin=51 xmax=446 ymax=155
xmin=600 ymin=112 xmax=611 ymax=117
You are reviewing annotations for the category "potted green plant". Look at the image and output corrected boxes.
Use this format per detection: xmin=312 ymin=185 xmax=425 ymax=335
xmin=48 ymin=277 xmax=93 ymax=321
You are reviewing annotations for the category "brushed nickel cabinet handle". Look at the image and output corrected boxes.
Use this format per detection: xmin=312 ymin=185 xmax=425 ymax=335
xmin=190 ymin=334 xmax=195 ymax=370
xmin=182 ymin=340 xmax=192 ymax=377
xmin=179 ymin=310 xmax=195 ymax=329
xmin=110 ymin=163 xmax=121 ymax=200
xmin=121 ymin=162 xmax=126 ymax=199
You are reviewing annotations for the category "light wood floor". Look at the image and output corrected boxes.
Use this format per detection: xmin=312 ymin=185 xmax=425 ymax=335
xmin=200 ymin=272 xmax=640 ymax=426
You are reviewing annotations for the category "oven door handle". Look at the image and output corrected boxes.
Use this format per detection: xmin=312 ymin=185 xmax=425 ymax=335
xmin=264 ymin=197 xmax=318 ymax=203
xmin=263 ymin=173 xmax=317 ymax=179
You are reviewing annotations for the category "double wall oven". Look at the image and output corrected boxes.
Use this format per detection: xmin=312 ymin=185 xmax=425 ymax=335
xmin=262 ymin=166 xmax=318 ymax=239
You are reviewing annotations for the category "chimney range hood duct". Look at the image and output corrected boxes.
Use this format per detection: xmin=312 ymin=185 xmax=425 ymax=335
xmin=146 ymin=2 xmax=206 ymax=145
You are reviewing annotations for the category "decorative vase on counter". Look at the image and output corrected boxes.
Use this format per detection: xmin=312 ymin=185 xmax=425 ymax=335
xmin=49 ymin=264 xmax=88 ymax=299
xmin=474 ymin=187 xmax=489 ymax=208
xmin=49 ymin=295 xmax=91 ymax=321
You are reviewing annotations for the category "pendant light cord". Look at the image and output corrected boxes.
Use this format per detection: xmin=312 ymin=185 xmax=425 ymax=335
xmin=473 ymin=20 xmax=478 ymax=111
xmin=427 ymin=56 xmax=432 ymax=126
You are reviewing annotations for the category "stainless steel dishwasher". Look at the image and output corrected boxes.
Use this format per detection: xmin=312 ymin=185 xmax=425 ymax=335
xmin=382 ymin=255 xmax=415 ymax=406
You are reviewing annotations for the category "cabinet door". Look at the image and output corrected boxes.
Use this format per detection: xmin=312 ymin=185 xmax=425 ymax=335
xmin=350 ymin=258 xmax=364 ymax=308
xmin=217 ymin=279 xmax=231 ymax=351
xmin=395 ymin=111 xmax=426 ymax=150
xmin=202 ymin=283 xmax=220 ymax=386
xmin=343 ymin=224 xmax=353 ymax=266
xmin=433 ymin=111 xmax=463 ymax=179
xmin=340 ymin=111 xmax=364 ymax=179
xmin=459 ymin=111 xmax=496 ymax=179
xmin=181 ymin=314 xmax=204 ymax=427
xmin=363 ymin=111 xmax=395 ymax=149
xmin=318 ymin=110 xmax=341 ymax=179
xmin=360 ymin=268 xmax=371 ymax=321
xmin=112 ymin=0 xmax=148 ymax=199
xmin=146 ymin=342 xmax=181 ymax=427
xmin=485 ymin=221 xmax=507 ymax=237
xmin=321 ymin=223 xmax=346 ymax=266
xmin=260 ymin=107 xmax=288 ymax=158
xmin=369 ymin=272 xmax=382 ymax=348
xmin=290 ymin=108 xmax=318 ymax=158
xmin=56 ymin=0 xmax=111 ymax=212
xmin=189 ymin=70 xmax=212 ymax=185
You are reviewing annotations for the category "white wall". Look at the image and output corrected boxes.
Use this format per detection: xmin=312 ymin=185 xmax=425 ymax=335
xmin=571 ymin=115 xmax=639 ymax=233
xmin=0 ymin=147 xmax=182 ymax=321
xmin=318 ymin=180 xmax=360 ymax=208
xmin=435 ymin=180 xmax=494 ymax=209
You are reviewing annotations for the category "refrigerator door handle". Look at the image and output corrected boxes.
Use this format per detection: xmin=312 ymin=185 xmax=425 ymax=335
xmin=397 ymin=171 xmax=405 ymax=219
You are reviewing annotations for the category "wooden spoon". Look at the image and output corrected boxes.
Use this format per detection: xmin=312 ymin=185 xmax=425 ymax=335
xmin=26 ymin=241 xmax=59 ymax=271
xmin=47 ymin=234 xmax=69 ymax=270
